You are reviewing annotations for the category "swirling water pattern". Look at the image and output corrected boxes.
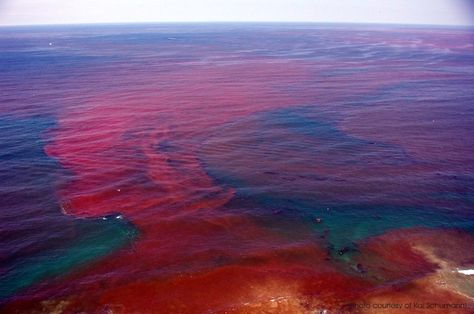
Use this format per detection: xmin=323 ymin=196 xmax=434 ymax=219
xmin=1 ymin=24 xmax=473 ymax=312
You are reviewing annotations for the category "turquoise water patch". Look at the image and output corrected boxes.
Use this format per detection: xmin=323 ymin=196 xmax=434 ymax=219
xmin=0 ymin=215 xmax=137 ymax=299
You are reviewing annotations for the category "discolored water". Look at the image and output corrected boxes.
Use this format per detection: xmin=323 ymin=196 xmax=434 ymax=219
xmin=1 ymin=24 xmax=473 ymax=313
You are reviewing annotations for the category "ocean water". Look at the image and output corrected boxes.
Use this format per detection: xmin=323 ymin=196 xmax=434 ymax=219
xmin=1 ymin=24 xmax=474 ymax=313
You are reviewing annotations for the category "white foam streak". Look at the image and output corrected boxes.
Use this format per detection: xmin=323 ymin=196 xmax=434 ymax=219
xmin=456 ymin=269 xmax=474 ymax=275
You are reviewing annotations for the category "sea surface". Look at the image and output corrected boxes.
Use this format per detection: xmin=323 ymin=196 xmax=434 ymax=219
xmin=1 ymin=23 xmax=474 ymax=313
